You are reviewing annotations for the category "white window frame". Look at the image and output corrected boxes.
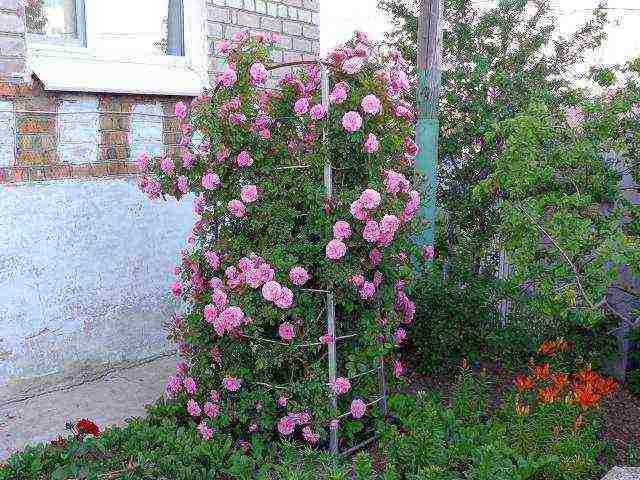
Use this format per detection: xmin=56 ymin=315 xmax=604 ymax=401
xmin=26 ymin=0 xmax=208 ymax=96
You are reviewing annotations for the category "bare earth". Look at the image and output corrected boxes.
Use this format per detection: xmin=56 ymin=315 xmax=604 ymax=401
xmin=0 ymin=353 xmax=177 ymax=460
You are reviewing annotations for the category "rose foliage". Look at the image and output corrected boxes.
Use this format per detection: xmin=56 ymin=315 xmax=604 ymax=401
xmin=137 ymin=31 xmax=425 ymax=447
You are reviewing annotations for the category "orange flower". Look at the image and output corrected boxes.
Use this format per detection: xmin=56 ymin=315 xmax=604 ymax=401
xmin=573 ymin=414 xmax=585 ymax=432
xmin=594 ymin=376 xmax=617 ymax=396
xmin=538 ymin=340 xmax=557 ymax=356
xmin=515 ymin=375 xmax=535 ymax=391
xmin=573 ymin=384 xmax=601 ymax=410
xmin=538 ymin=385 xmax=559 ymax=404
xmin=515 ymin=402 xmax=530 ymax=416
xmin=552 ymin=372 xmax=569 ymax=389
xmin=575 ymin=365 xmax=598 ymax=384
xmin=533 ymin=363 xmax=551 ymax=380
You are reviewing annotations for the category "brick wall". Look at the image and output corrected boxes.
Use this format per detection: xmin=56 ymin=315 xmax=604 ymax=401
xmin=0 ymin=1 xmax=320 ymax=384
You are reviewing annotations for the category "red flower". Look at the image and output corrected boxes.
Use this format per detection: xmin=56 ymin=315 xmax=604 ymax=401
xmin=515 ymin=375 xmax=535 ymax=392
xmin=532 ymin=363 xmax=550 ymax=380
xmin=76 ymin=419 xmax=101 ymax=437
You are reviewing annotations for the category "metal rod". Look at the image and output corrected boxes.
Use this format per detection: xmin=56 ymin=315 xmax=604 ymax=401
xmin=335 ymin=396 xmax=384 ymax=420
xmin=0 ymin=109 xmax=173 ymax=118
xmin=379 ymin=356 xmax=388 ymax=417
xmin=340 ymin=435 xmax=380 ymax=458
xmin=349 ymin=366 xmax=382 ymax=380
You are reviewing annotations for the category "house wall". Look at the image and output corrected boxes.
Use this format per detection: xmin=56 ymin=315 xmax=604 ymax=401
xmin=0 ymin=0 xmax=320 ymax=384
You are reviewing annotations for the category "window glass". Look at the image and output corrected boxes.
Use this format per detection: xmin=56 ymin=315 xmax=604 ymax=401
xmin=26 ymin=0 xmax=77 ymax=39
xmin=91 ymin=0 xmax=170 ymax=55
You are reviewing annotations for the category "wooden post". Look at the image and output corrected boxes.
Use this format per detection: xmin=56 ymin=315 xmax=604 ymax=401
xmin=416 ymin=0 xmax=442 ymax=248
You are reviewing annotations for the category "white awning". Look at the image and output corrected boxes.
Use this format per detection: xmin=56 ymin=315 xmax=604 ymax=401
xmin=30 ymin=54 xmax=205 ymax=97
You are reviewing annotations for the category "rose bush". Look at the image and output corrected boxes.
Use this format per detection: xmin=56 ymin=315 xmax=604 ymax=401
xmin=137 ymin=31 xmax=426 ymax=447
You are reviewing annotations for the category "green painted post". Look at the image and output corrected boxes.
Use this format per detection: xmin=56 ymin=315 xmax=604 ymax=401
xmin=416 ymin=1 xmax=442 ymax=250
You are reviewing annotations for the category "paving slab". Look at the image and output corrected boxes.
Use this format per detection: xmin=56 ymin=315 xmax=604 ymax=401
xmin=603 ymin=467 xmax=640 ymax=480
xmin=0 ymin=353 xmax=177 ymax=460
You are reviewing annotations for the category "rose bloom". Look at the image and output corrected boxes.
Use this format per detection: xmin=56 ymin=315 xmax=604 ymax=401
xmin=227 ymin=200 xmax=246 ymax=218
xmin=236 ymin=150 xmax=253 ymax=167
xmin=203 ymin=304 xmax=218 ymax=324
xmin=363 ymin=220 xmax=381 ymax=242
xmin=394 ymin=328 xmax=407 ymax=344
xmin=177 ymin=175 xmax=189 ymax=193
xmin=423 ymin=245 xmax=435 ymax=261
xmin=326 ymin=239 xmax=347 ymax=260
xmin=360 ymin=188 xmax=381 ymax=209
xmin=278 ymin=395 xmax=288 ymax=407
xmin=394 ymin=360 xmax=404 ymax=378
xmin=212 ymin=289 xmax=228 ymax=308
xmin=174 ymin=101 xmax=188 ymax=119
xmin=369 ymin=248 xmax=382 ymax=266
xmin=289 ymin=266 xmax=310 ymax=285
xmin=275 ymin=286 xmax=294 ymax=309
xmin=309 ymin=103 xmax=327 ymax=120
xmin=330 ymin=85 xmax=348 ymax=104
xmin=203 ymin=402 xmax=220 ymax=419
xmin=277 ymin=416 xmax=295 ymax=436
xmin=294 ymin=97 xmax=311 ymax=115
xmin=198 ymin=421 xmax=214 ymax=441
xmin=222 ymin=376 xmax=242 ymax=391
xmin=249 ymin=62 xmax=268 ymax=84
xmin=184 ymin=377 xmax=197 ymax=395
xmin=202 ymin=171 xmax=221 ymax=190
xmin=182 ymin=150 xmax=194 ymax=170
xmin=380 ymin=214 xmax=400 ymax=234
xmin=260 ymin=280 xmax=281 ymax=302
xmin=333 ymin=220 xmax=352 ymax=239
xmin=279 ymin=322 xmax=295 ymax=341
xmin=241 ymin=184 xmax=258 ymax=203
xmin=361 ymin=94 xmax=382 ymax=115
xmin=364 ymin=133 xmax=380 ymax=153
xmin=204 ymin=250 xmax=220 ymax=269
xmin=187 ymin=399 xmax=201 ymax=417
xmin=331 ymin=377 xmax=351 ymax=395
xmin=160 ymin=157 xmax=174 ymax=175
xmin=342 ymin=111 xmax=363 ymax=133
xmin=350 ymin=200 xmax=368 ymax=221
xmin=218 ymin=67 xmax=237 ymax=87
xmin=350 ymin=399 xmax=366 ymax=419
xmin=215 ymin=39 xmax=232 ymax=55
xmin=342 ymin=57 xmax=365 ymax=74
xmin=136 ymin=152 xmax=150 ymax=171
xmin=176 ymin=361 xmax=188 ymax=377
xmin=302 ymin=426 xmax=319 ymax=444
xmin=359 ymin=281 xmax=376 ymax=299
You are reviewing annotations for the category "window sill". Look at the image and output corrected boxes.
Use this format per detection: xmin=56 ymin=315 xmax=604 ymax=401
xmin=27 ymin=44 xmax=207 ymax=97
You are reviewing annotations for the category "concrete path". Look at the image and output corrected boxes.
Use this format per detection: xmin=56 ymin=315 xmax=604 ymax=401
xmin=0 ymin=353 xmax=177 ymax=460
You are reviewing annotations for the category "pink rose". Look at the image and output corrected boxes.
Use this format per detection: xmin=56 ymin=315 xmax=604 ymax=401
xmin=184 ymin=377 xmax=197 ymax=395
xmin=350 ymin=398 xmax=366 ymax=418
xmin=289 ymin=266 xmax=310 ymax=286
xmin=136 ymin=152 xmax=150 ymax=171
xmin=363 ymin=220 xmax=381 ymax=242
xmin=198 ymin=421 xmax=214 ymax=440
xmin=359 ymin=188 xmax=381 ymax=209
xmin=218 ymin=67 xmax=238 ymax=87
xmin=204 ymin=251 xmax=220 ymax=270
xmin=279 ymin=322 xmax=295 ymax=341
xmin=187 ymin=399 xmax=201 ymax=417
xmin=202 ymin=171 xmax=221 ymax=190
xmin=182 ymin=150 xmax=194 ymax=170
xmin=165 ymin=375 xmax=182 ymax=398
xmin=237 ymin=150 xmax=253 ymax=167
xmin=394 ymin=360 xmax=404 ymax=378
xmin=177 ymin=175 xmax=189 ymax=193
xmin=203 ymin=402 xmax=220 ymax=419
xmin=342 ymin=111 xmax=363 ymax=133
xmin=309 ymin=103 xmax=327 ymax=120
xmin=222 ymin=376 xmax=242 ymax=391
xmin=342 ymin=57 xmax=365 ymax=74
xmin=350 ymin=200 xmax=368 ymax=221
xmin=361 ymin=94 xmax=382 ymax=115
xmin=423 ymin=244 xmax=435 ymax=261
xmin=174 ymin=101 xmax=188 ymax=119
xmin=227 ymin=200 xmax=246 ymax=218
xmin=275 ymin=287 xmax=294 ymax=309
xmin=249 ymin=62 xmax=268 ymax=84
xmin=326 ymin=239 xmax=347 ymax=260
xmin=302 ymin=426 xmax=319 ymax=443
xmin=349 ymin=274 xmax=365 ymax=288
xmin=215 ymin=39 xmax=232 ymax=55
xmin=160 ymin=157 xmax=174 ymax=175
xmin=262 ymin=280 xmax=282 ymax=302
xmin=241 ymin=184 xmax=258 ymax=203
xmin=278 ymin=395 xmax=288 ymax=407
xmin=320 ymin=333 xmax=333 ymax=345
xmin=330 ymin=85 xmax=348 ymax=104
xmin=369 ymin=248 xmax=382 ymax=266
xmin=294 ymin=97 xmax=311 ymax=115
xmin=277 ymin=416 xmax=295 ymax=436
xmin=384 ymin=170 xmax=410 ymax=194
xmin=380 ymin=214 xmax=400 ymax=235
xmin=203 ymin=304 xmax=218 ymax=324
xmin=331 ymin=377 xmax=351 ymax=395
xmin=170 ymin=281 xmax=182 ymax=298
xmin=333 ymin=220 xmax=352 ymax=239
xmin=394 ymin=328 xmax=407 ymax=344
xmin=364 ymin=133 xmax=380 ymax=153
xmin=359 ymin=281 xmax=376 ymax=299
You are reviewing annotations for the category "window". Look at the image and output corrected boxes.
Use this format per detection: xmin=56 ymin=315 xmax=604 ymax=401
xmin=26 ymin=0 xmax=207 ymax=96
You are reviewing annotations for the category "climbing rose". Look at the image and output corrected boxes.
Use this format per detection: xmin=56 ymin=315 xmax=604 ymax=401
xmin=369 ymin=248 xmax=382 ymax=266
xmin=187 ymin=399 xmax=201 ymax=417
xmin=277 ymin=416 xmax=295 ymax=436
xmin=227 ymin=200 xmax=246 ymax=218
xmin=294 ymin=97 xmax=311 ymax=115
xmin=361 ymin=94 xmax=382 ymax=115
xmin=165 ymin=375 xmax=182 ymax=397
xmin=204 ymin=251 xmax=220 ymax=269
xmin=218 ymin=67 xmax=237 ymax=87
xmin=222 ymin=376 xmax=242 ymax=391
xmin=349 ymin=274 xmax=365 ymax=288
xmin=363 ymin=220 xmax=381 ymax=242
xmin=394 ymin=360 xmax=404 ymax=378
xmin=350 ymin=200 xmax=368 ymax=221
xmin=215 ymin=39 xmax=232 ymax=55
xmin=380 ymin=214 xmax=400 ymax=235
xmin=249 ymin=62 xmax=268 ymax=84
xmin=342 ymin=111 xmax=363 ymax=133
xmin=302 ymin=426 xmax=319 ymax=443
xmin=359 ymin=189 xmax=381 ymax=209
xmin=237 ymin=150 xmax=253 ymax=167
xmin=320 ymin=333 xmax=333 ymax=345
xmin=262 ymin=281 xmax=282 ymax=302
xmin=330 ymin=84 xmax=348 ymax=104
xmin=423 ymin=245 xmax=435 ymax=261
xmin=333 ymin=220 xmax=352 ymax=239
xmin=342 ymin=57 xmax=365 ymax=74
xmin=184 ymin=377 xmax=197 ymax=395
xmin=279 ymin=322 xmax=295 ymax=341
xmin=309 ymin=103 xmax=327 ymax=120
xmin=203 ymin=304 xmax=218 ymax=324
xmin=160 ymin=157 xmax=174 ymax=175
xmin=364 ymin=133 xmax=380 ymax=153
xmin=203 ymin=402 xmax=220 ymax=419
xmin=176 ymin=361 xmax=188 ymax=377
xmin=275 ymin=287 xmax=294 ymax=309
xmin=394 ymin=328 xmax=407 ymax=344
xmin=174 ymin=101 xmax=188 ymax=119
xmin=198 ymin=421 xmax=214 ymax=440
xmin=202 ymin=171 xmax=221 ymax=190
xmin=240 ymin=185 xmax=258 ymax=203
xmin=359 ymin=281 xmax=376 ymax=299
xmin=331 ymin=377 xmax=351 ymax=395
xmin=350 ymin=399 xmax=366 ymax=419
xmin=170 ymin=281 xmax=182 ymax=298
xmin=177 ymin=175 xmax=189 ymax=193
xmin=278 ymin=395 xmax=288 ymax=407
xmin=326 ymin=239 xmax=347 ymax=260
xmin=289 ymin=266 xmax=310 ymax=285
xmin=136 ymin=152 xmax=150 ymax=171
